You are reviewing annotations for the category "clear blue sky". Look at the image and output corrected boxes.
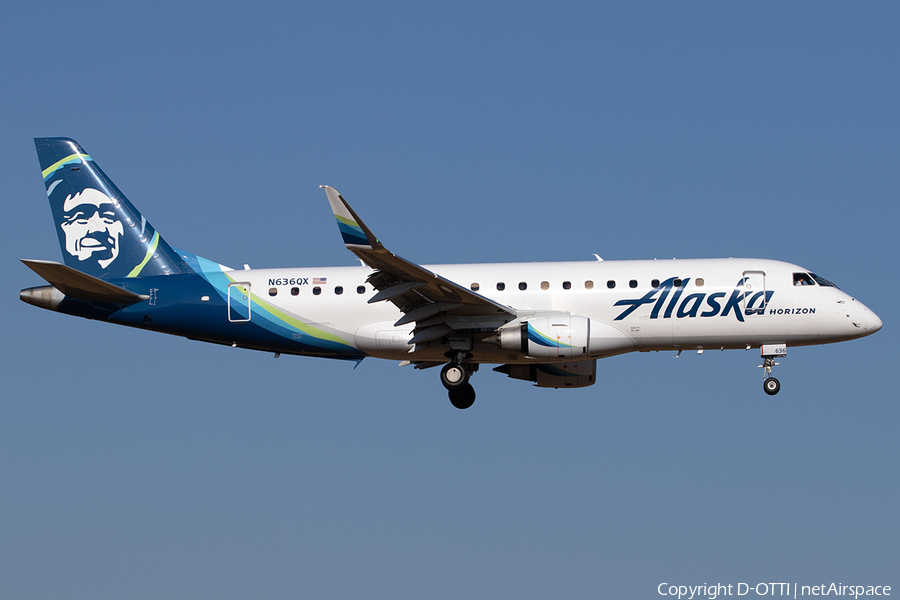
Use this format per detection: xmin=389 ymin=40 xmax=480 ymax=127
xmin=2 ymin=2 xmax=897 ymax=598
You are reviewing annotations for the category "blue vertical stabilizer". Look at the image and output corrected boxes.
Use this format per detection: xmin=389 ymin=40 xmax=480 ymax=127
xmin=34 ymin=137 xmax=189 ymax=279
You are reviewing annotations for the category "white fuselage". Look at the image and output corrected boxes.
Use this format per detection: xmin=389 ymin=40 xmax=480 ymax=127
xmin=234 ymin=257 xmax=880 ymax=363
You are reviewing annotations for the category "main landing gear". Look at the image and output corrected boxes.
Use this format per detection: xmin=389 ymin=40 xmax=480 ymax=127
xmin=440 ymin=361 xmax=476 ymax=409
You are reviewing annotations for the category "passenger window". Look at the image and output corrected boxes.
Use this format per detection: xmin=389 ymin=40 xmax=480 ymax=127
xmin=652 ymin=279 xmax=660 ymax=288
xmin=497 ymin=282 xmax=505 ymax=291
xmin=269 ymin=287 xmax=278 ymax=297
xmin=673 ymin=278 xmax=682 ymax=288
xmin=607 ymin=280 xmax=616 ymax=289
xmin=695 ymin=278 xmax=704 ymax=287
xmin=291 ymin=287 xmax=300 ymax=296
xmin=541 ymin=281 xmax=549 ymax=290
xmin=471 ymin=283 xmax=480 ymax=291
xmin=357 ymin=285 xmax=366 ymax=294
xmin=313 ymin=287 xmax=321 ymax=295
xmin=335 ymin=286 xmax=343 ymax=295
xmin=793 ymin=273 xmax=815 ymax=286
xmin=562 ymin=281 xmax=571 ymax=290
xmin=584 ymin=280 xmax=593 ymax=289
xmin=629 ymin=280 xmax=638 ymax=288
xmin=518 ymin=282 xmax=527 ymax=291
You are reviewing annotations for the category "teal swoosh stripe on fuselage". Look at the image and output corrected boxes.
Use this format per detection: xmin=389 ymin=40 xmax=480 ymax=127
xmin=172 ymin=253 xmax=361 ymax=356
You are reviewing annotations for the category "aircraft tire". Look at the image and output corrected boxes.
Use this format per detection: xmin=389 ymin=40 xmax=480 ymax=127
xmin=449 ymin=383 xmax=476 ymax=409
xmin=440 ymin=362 xmax=469 ymax=390
xmin=763 ymin=377 xmax=781 ymax=396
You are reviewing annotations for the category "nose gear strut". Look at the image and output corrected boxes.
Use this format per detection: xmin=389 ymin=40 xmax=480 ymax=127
xmin=758 ymin=344 xmax=786 ymax=396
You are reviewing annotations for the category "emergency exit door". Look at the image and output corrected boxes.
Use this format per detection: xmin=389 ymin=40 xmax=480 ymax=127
xmin=228 ymin=282 xmax=252 ymax=322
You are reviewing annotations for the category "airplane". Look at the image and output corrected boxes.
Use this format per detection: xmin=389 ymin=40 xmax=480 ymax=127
xmin=20 ymin=137 xmax=882 ymax=409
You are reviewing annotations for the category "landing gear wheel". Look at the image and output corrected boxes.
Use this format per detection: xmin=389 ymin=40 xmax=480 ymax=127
xmin=763 ymin=377 xmax=781 ymax=396
xmin=449 ymin=383 xmax=476 ymax=409
xmin=440 ymin=362 xmax=469 ymax=390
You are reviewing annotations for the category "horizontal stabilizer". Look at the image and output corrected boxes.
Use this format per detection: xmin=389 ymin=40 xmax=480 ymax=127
xmin=21 ymin=259 xmax=149 ymax=304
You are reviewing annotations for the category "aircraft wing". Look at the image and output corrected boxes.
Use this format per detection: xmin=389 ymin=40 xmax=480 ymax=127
xmin=321 ymin=186 xmax=517 ymax=344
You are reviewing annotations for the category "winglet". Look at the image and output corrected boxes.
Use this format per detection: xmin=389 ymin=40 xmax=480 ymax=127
xmin=320 ymin=185 xmax=382 ymax=249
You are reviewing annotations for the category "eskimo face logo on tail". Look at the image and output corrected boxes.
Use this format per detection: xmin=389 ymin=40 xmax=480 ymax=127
xmin=59 ymin=188 xmax=124 ymax=269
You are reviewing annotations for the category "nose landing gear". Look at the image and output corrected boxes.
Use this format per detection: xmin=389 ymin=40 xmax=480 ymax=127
xmin=758 ymin=344 xmax=786 ymax=396
xmin=440 ymin=361 xmax=476 ymax=409
xmin=763 ymin=373 xmax=781 ymax=395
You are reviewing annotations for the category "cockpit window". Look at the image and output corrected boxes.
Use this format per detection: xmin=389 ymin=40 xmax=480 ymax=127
xmin=793 ymin=273 xmax=815 ymax=286
xmin=809 ymin=273 xmax=839 ymax=289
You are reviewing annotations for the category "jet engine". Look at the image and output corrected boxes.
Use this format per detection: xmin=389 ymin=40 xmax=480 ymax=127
xmin=488 ymin=314 xmax=635 ymax=360
xmin=495 ymin=314 xmax=590 ymax=359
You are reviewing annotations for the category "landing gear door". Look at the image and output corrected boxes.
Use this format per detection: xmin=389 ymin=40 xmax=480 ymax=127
xmin=742 ymin=270 xmax=768 ymax=316
xmin=228 ymin=282 xmax=251 ymax=322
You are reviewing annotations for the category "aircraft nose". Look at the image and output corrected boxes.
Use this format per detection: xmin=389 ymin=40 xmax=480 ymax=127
xmin=867 ymin=308 xmax=883 ymax=334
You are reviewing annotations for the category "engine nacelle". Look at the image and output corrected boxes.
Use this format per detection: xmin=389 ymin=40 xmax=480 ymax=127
xmin=496 ymin=314 xmax=590 ymax=359
xmin=494 ymin=315 xmax=634 ymax=359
